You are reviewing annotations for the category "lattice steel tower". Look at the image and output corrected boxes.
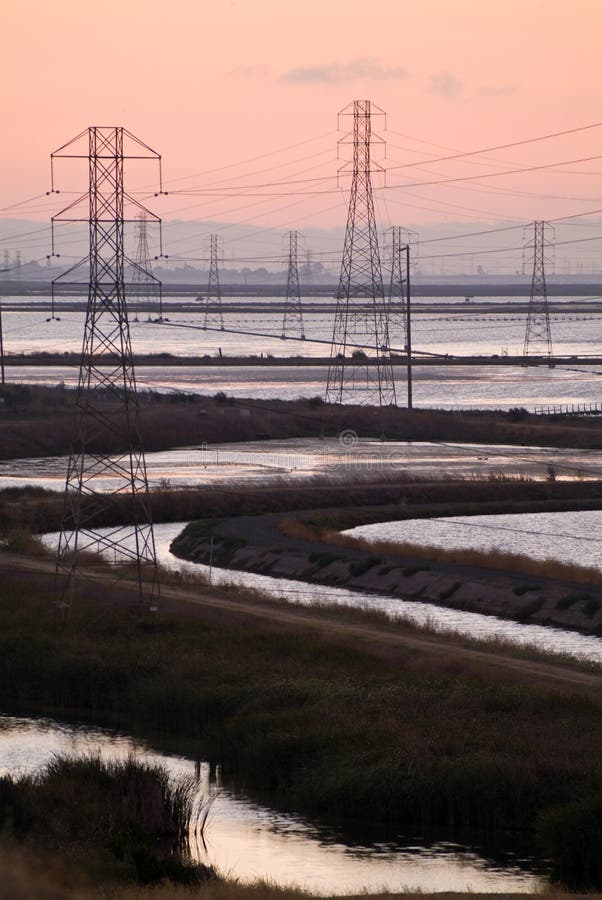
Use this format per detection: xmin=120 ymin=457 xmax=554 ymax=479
xmin=281 ymin=230 xmax=305 ymax=340
xmin=522 ymin=220 xmax=554 ymax=366
xmin=132 ymin=214 xmax=162 ymax=322
xmin=201 ymin=234 xmax=224 ymax=330
xmin=385 ymin=226 xmax=411 ymax=352
xmin=325 ymin=101 xmax=395 ymax=406
xmin=51 ymin=127 xmax=162 ymax=613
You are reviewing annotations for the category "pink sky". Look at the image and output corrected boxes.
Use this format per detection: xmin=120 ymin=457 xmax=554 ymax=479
xmin=2 ymin=0 xmax=602 ymax=230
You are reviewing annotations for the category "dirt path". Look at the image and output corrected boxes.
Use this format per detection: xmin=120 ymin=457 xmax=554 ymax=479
xmin=5 ymin=551 xmax=602 ymax=702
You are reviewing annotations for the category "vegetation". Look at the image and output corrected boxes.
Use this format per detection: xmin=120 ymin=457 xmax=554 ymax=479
xmin=2 ymin=565 xmax=602 ymax=888
xmin=277 ymin=515 xmax=602 ymax=588
xmin=0 ymin=755 xmax=213 ymax=887
xmin=4 ymin=382 xmax=602 ymax=463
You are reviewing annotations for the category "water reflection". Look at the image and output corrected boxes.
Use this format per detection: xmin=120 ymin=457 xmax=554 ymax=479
xmin=4 ymin=437 xmax=602 ymax=492
xmin=348 ymin=510 xmax=602 ymax=574
xmin=42 ymin=521 xmax=602 ymax=665
xmin=0 ymin=714 xmax=543 ymax=894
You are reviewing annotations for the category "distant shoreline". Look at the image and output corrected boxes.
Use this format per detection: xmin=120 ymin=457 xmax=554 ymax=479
xmin=3 ymin=351 xmax=602 ymax=367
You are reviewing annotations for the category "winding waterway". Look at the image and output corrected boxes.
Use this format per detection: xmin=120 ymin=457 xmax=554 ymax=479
xmin=41 ymin=520 xmax=602 ymax=665
xmin=0 ymin=713 xmax=545 ymax=894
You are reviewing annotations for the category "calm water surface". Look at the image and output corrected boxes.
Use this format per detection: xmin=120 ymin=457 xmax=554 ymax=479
xmin=3 ymin=437 xmax=602 ymax=492
xmin=4 ymin=295 xmax=602 ymax=410
xmin=347 ymin=510 xmax=602 ymax=574
xmin=41 ymin=520 xmax=602 ymax=665
xmin=0 ymin=713 xmax=545 ymax=893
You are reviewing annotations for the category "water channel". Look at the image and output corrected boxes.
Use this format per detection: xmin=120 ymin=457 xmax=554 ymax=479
xmin=5 ymin=425 xmax=602 ymax=889
xmin=0 ymin=713 xmax=545 ymax=894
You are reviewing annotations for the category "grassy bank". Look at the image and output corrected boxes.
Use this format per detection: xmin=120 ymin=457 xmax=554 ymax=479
xmin=2 ymin=561 xmax=602 ymax=887
xmin=4 ymin=472 xmax=602 ymax=537
xmin=2 ymin=382 xmax=602 ymax=461
xmin=0 ymin=755 xmax=211 ymax=888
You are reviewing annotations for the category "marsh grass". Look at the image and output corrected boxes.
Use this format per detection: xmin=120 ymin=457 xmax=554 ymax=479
xmin=0 ymin=754 xmax=213 ymax=887
xmin=3 ymin=570 xmax=602 ymax=849
xmin=317 ymin=530 xmax=602 ymax=587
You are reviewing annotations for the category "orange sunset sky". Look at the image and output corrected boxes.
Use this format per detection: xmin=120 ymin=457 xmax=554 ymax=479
xmin=2 ymin=0 xmax=602 ymax=234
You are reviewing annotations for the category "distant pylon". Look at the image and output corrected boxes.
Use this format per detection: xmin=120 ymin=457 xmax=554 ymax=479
xmin=281 ymin=230 xmax=305 ymax=340
xmin=200 ymin=234 xmax=224 ymax=330
xmin=385 ymin=227 xmax=411 ymax=352
xmin=325 ymin=100 xmax=395 ymax=407
xmin=131 ymin=214 xmax=162 ymax=323
xmin=522 ymin=221 xmax=554 ymax=366
xmin=51 ymin=126 xmax=162 ymax=614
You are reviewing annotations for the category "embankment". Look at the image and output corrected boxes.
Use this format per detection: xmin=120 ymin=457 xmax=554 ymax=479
xmin=171 ymin=505 xmax=602 ymax=635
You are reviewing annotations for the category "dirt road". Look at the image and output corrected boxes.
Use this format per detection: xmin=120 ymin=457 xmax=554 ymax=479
xmin=4 ymin=551 xmax=602 ymax=702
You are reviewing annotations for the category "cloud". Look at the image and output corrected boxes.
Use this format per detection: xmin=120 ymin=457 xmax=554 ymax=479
xmin=279 ymin=58 xmax=408 ymax=85
xmin=428 ymin=73 xmax=462 ymax=98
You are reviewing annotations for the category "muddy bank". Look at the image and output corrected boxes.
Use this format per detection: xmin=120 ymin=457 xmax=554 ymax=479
xmin=171 ymin=511 xmax=602 ymax=637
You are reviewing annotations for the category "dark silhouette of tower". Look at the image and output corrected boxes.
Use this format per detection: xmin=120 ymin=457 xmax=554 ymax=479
xmin=522 ymin=221 xmax=554 ymax=365
xmin=385 ymin=226 xmax=411 ymax=353
xmin=281 ymin=230 xmax=305 ymax=340
xmin=200 ymin=234 xmax=224 ymax=330
xmin=51 ymin=126 xmax=162 ymax=614
xmin=325 ymin=100 xmax=395 ymax=407
xmin=131 ymin=214 xmax=162 ymax=322
xmin=384 ymin=226 xmax=415 ymax=409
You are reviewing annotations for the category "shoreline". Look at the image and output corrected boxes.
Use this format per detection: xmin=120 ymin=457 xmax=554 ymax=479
xmin=170 ymin=506 xmax=602 ymax=637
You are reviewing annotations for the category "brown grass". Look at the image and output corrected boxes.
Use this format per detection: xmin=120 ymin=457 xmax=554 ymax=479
xmin=323 ymin=530 xmax=602 ymax=586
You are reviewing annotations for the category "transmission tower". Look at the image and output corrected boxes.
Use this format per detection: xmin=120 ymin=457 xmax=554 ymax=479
xmin=385 ymin=227 xmax=410 ymax=352
xmin=201 ymin=234 xmax=224 ymax=330
xmin=383 ymin=227 xmax=415 ymax=409
xmin=325 ymin=100 xmax=395 ymax=407
xmin=131 ymin=214 xmax=162 ymax=322
xmin=522 ymin=221 xmax=554 ymax=366
xmin=281 ymin=230 xmax=305 ymax=340
xmin=50 ymin=126 xmax=162 ymax=614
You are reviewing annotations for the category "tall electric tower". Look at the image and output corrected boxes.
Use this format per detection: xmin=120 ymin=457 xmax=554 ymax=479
xmin=385 ymin=226 xmax=411 ymax=353
xmin=522 ymin=221 xmax=554 ymax=365
xmin=131 ymin=214 xmax=162 ymax=322
xmin=281 ymin=230 xmax=305 ymax=340
xmin=201 ymin=234 xmax=224 ymax=330
xmin=51 ymin=126 xmax=162 ymax=613
xmin=325 ymin=101 xmax=395 ymax=407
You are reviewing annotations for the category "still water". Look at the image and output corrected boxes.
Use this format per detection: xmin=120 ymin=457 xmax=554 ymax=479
xmin=3 ymin=437 xmax=602 ymax=492
xmin=8 ymin=362 xmax=602 ymax=411
xmin=4 ymin=296 xmax=602 ymax=410
xmin=347 ymin=510 xmax=602 ymax=574
xmin=4 ymin=295 xmax=602 ymax=359
xmin=41 ymin=520 xmax=602 ymax=665
xmin=0 ymin=713 xmax=544 ymax=894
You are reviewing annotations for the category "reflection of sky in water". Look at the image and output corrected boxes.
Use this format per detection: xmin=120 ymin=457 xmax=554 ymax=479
xmin=349 ymin=510 xmax=602 ymax=574
xmin=7 ymin=360 xmax=602 ymax=410
xmin=0 ymin=713 xmax=543 ymax=893
xmin=4 ymin=438 xmax=602 ymax=492
xmin=5 ymin=296 xmax=602 ymax=360
xmin=41 ymin=520 xmax=602 ymax=664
